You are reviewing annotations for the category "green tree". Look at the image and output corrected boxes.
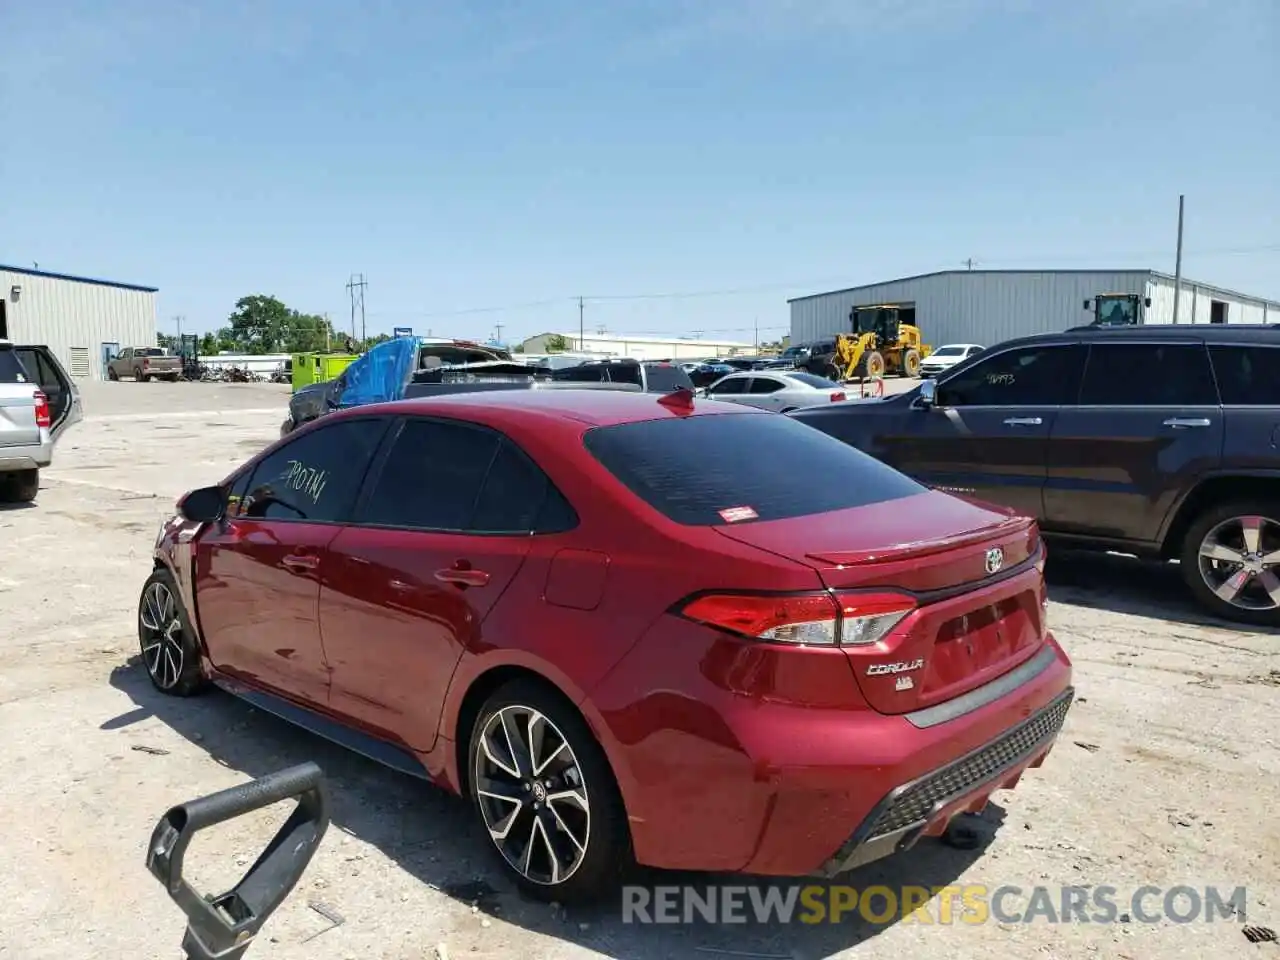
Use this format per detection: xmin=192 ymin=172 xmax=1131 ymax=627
xmin=544 ymin=334 xmax=571 ymax=353
xmin=226 ymin=295 xmax=339 ymax=354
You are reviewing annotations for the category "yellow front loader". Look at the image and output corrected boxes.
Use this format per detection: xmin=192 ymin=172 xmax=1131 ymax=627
xmin=831 ymin=304 xmax=931 ymax=380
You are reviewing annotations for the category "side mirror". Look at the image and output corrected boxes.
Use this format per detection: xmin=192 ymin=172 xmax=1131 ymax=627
xmin=918 ymin=379 xmax=938 ymax=408
xmin=178 ymin=485 xmax=226 ymax=524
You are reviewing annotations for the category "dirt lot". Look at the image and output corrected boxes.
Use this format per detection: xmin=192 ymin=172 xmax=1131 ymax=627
xmin=1 ymin=380 xmax=1277 ymax=960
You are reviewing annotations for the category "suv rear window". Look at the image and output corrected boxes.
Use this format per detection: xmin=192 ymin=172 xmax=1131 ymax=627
xmin=0 ymin=348 xmax=29 ymax=384
xmin=583 ymin=412 xmax=924 ymax=525
xmin=641 ymin=363 xmax=693 ymax=392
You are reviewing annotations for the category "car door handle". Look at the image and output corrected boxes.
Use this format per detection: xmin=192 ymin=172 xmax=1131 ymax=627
xmin=434 ymin=567 xmax=491 ymax=589
xmin=1162 ymin=417 xmax=1212 ymax=429
xmin=281 ymin=554 xmax=319 ymax=573
xmin=1003 ymin=417 xmax=1043 ymax=426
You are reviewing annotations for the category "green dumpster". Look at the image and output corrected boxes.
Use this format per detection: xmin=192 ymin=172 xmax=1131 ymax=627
xmin=291 ymin=352 xmax=358 ymax=392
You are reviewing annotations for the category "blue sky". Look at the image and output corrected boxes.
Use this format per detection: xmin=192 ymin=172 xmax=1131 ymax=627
xmin=3 ymin=0 xmax=1277 ymax=344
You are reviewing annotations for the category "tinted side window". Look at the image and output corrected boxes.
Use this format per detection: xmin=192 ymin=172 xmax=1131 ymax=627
xmin=472 ymin=438 xmax=577 ymax=534
xmin=1079 ymin=343 xmax=1217 ymax=406
xmin=709 ymin=377 xmax=747 ymax=395
xmin=361 ymin=419 xmax=499 ymax=531
xmin=642 ymin=364 xmax=693 ymax=391
xmin=748 ymin=378 xmax=784 ymax=394
xmin=241 ymin=418 xmax=389 ymax=522
xmin=938 ymin=344 xmax=1084 ymax=407
xmin=553 ymin=365 xmax=607 ymax=383
xmin=1209 ymin=345 xmax=1280 ymax=405
xmin=14 ymin=348 xmax=62 ymax=389
xmin=0 ymin=347 xmax=29 ymax=384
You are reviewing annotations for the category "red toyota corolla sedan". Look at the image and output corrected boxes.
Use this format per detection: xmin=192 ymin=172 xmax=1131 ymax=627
xmin=141 ymin=388 xmax=1073 ymax=903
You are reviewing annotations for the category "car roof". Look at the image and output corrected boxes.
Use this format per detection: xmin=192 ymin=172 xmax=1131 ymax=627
xmin=1001 ymin=324 xmax=1280 ymax=351
xmin=334 ymin=386 xmax=766 ymax=429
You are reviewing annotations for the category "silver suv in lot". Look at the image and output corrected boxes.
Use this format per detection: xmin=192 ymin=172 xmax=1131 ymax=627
xmin=0 ymin=340 xmax=83 ymax=502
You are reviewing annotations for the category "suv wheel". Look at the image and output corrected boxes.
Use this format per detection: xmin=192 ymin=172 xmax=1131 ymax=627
xmin=137 ymin=568 xmax=207 ymax=696
xmin=1180 ymin=501 xmax=1280 ymax=626
xmin=467 ymin=680 xmax=631 ymax=904
xmin=1 ymin=469 xmax=39 ymax=503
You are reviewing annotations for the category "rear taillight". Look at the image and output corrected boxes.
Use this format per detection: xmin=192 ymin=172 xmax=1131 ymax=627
xmin=676 ymin=590 xmax=915 ymax=647
xmin=143 ymin=357 xmax=151 ymax=367
xmin=830 ymin=391 xmax=846 ymax=402
xmin=33 ymin=390 xmax=51 ymax=429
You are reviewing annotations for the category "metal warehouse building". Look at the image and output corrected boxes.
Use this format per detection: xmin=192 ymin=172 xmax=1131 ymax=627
xmin=0 ymin=264 xmax=159 ymax=381
xmin=789 ymin=269 xmax=1280 ymax=349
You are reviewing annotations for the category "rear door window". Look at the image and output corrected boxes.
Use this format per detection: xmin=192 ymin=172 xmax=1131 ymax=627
xmin=583 ymin=412 xmax=924 ymax=525
xmin=1209 ymin=345 xmax=1280 ymax=405
xmin=358 ymin=417 xmax=576 ymax=534
xmin=239 ymin=417 xmax=390 ymax=522
xmin=747 ymin=377 xmax=785 ymax=394
xmin=1079 ymin=343 xmax=1218 ymax=406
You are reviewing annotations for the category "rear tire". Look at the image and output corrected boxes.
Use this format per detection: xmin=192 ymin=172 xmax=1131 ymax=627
xmin=107 ymin=367 xmax=119 ymax=381
xmin=137 ymin=568 xmax=207 ymax=696
xmin=1 ymin=469 xmax=39 ymax=503
xmin=467 ymin=679 xmax=632 ymax=904
xmin=1179 ymin=499 xmax=1280 ymax=627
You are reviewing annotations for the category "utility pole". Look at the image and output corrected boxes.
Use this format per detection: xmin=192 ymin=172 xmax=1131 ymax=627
xmin=174 ymin=315 xmax=184 ymax=343
xmin=1172 ymin=194 xmax=1185 ymax=324
xmin=578 ymin=296 xmax=585 ymax=351
xmin=323 ymin=312 xmax=331 ymax=352
xmin=963 ymin=257 xmax=978 ymax=270
xmin=346 ymin=273 xmax=368 ymax=345
xmin=753 ymin=317 xmax=759 ymax=352
xmin=494 ymin=320 xmax=504 ymax=344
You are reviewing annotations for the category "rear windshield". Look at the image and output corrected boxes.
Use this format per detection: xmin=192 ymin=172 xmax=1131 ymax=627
xmin=931 ymin=346 xmax=965 ymax=357
xmin=0 ymin=348 xmax=29 ymax=383
xmin=137 ymin=347 xmax=165 ymax=357
xmin=642 ymin=363 xmax=693 ymax=392
xmin=583 ymin=412 xmax=924 ymax=525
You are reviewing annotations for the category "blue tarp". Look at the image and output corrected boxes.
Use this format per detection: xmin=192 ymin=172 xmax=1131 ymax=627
xmin=338 ymin=336 xmax=421 ymax=408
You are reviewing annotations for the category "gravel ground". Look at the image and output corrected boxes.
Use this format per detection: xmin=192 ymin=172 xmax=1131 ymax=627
xmin=1 ymin=379 xmax=1276 ymax=960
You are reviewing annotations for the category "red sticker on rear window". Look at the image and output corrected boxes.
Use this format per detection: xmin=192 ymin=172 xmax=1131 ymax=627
xmin=718 ymin=506 xmax=758 ymax=523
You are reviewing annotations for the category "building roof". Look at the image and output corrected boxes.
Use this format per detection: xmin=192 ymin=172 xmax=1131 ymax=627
xmin=0 ymin=263 xmax=159 ymax=293
xmin=526 ymin=331 xmax=752 ymax=347
xmin=787 ymin=268 xmax=1280 ymax=309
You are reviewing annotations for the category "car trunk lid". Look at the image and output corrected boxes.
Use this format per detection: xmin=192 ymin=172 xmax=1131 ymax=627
xmin=713 ymin=490 xmax=1048 ymax=714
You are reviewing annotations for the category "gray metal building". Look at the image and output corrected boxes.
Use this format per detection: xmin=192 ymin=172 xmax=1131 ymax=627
xmin=789 ymin=269 xmax=1280 ymax=349
xmin=0 ymin=264 xmax=159 ymax=380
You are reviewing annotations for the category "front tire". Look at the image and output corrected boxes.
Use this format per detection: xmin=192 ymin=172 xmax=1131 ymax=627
xmin=1180 ymin=500 xmax=1280 ymax=627
xmin=138 ymin=568 xmax=207 ymax=696
xmin=467 ymin=679 xmax=632 ymax=904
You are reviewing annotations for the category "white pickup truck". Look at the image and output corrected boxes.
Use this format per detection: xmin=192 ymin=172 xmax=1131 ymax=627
xmin=0 ymin=340 xmax=83 ymax=502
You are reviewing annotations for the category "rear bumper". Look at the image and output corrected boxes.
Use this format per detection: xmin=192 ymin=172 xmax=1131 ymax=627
xmin=817 ymin=686 xmax=1072 ymax=876
xmin=590 ymin=623 xmax=1073 ymax=877
xmin=0 ymin=438 xmax=52 ymax=471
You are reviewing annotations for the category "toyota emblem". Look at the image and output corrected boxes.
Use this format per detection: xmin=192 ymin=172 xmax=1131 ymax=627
xmin=984 ymin=547 xmax=1004 ymax=575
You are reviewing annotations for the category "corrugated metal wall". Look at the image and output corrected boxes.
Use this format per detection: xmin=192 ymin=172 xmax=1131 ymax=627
xmin=1 ymin=269 xmax=157 ymax=380
xmin=789 ymin=271 xmax=1152 ymax=348
xmin=1146 ymin=275 xmax=1277 ymax=325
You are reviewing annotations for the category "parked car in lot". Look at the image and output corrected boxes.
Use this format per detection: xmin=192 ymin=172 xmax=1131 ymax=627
xmin=107 ymin=346 xmax=183 ymax=382
xmin=918 ymin=343 xmax=984 ymax=378
xmin=143 ymin=389 xmax=1072 ymax=903
xmin=790 ymin=324 xmax=1280 ymax=625
xmin=551 ymin=357 xmax=693 ymax=392
xmin=0 ymin=340 xmax=83 ymax=502
xmin=702 ymin=370 xmax=848 ymax=410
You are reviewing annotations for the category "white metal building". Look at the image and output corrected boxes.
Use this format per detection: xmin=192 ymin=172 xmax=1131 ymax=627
xmin=0 ymin=264 xmax=159 ymax=380
xmin=789 ymin=269 xmax=1280 ymax=349
xmin=520 ymin=331 xmax=755 ymax=360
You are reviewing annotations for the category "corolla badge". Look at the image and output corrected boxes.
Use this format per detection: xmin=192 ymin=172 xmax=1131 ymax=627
xmin=985 ymin=546 xmax=1004 ymax=575
xmin=866 ymin=659 xmax=925 ymax=676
